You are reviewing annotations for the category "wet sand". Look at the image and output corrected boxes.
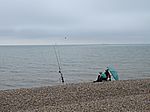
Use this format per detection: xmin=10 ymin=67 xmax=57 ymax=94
xmin=0 ymin=79 xmax=150 ymax=112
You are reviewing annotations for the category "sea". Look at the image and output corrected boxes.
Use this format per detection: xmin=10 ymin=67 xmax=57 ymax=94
xmin=0 ymin=44 xmax=150 ymax=90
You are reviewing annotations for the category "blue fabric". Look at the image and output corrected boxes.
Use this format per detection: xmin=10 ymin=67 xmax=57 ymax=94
xmin=107 ymin=66 xmax=119 ymax=80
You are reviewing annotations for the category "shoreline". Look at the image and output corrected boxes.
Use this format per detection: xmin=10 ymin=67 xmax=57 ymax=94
xmin=0 ymin=79 xmax=150 ymax=112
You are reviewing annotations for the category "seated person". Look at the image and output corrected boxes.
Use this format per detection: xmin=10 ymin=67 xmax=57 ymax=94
xmin=93 ymin=72 xmax=107 ymax=82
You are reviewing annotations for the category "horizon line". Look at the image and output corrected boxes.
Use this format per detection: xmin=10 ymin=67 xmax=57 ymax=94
xmin=0 ymin=43 xmax=150 ymax=46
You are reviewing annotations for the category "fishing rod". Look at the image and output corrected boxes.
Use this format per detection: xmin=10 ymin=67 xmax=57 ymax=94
xmin=53 ymin=44 xmax=64 ymax=83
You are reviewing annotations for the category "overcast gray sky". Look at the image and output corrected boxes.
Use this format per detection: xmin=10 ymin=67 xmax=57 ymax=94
xmin=0 ymin=0 xmax=150 ymax=45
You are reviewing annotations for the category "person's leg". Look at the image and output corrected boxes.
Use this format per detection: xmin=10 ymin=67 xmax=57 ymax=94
xmin=102 ymin=78 xmax=107 ymax=81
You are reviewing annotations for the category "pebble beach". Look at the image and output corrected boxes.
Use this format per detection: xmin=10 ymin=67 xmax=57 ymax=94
xmin=0 ymin=79 xmax=150 ymax=112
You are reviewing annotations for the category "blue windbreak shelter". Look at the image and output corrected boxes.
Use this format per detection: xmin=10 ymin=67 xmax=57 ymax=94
xmin=107 ymin=66 xmax=119 ymax=80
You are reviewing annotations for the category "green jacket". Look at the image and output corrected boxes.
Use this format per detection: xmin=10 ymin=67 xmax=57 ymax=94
xmin=101 ymin=72 xmax=107 ymax=79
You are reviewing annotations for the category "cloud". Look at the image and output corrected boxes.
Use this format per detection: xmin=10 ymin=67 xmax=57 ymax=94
xmin=0 ymin=0 xmax=150 ymax=44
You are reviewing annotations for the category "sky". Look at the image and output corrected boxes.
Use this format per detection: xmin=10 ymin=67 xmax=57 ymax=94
xmin=0 ymin=0 xmax=150 ymax=45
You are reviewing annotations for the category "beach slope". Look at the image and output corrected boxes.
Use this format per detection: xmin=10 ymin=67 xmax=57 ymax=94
xmin=0 ymin=79 xmax=150 ymax=112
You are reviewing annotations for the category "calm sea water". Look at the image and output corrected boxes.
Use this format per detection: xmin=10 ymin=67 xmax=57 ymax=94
xmin=0 ymin=44 xmax=150 ymax=90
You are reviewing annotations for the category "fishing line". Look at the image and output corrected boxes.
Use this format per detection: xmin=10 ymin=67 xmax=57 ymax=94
xmin=57 ymin=44 xmax=62 ymax=69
